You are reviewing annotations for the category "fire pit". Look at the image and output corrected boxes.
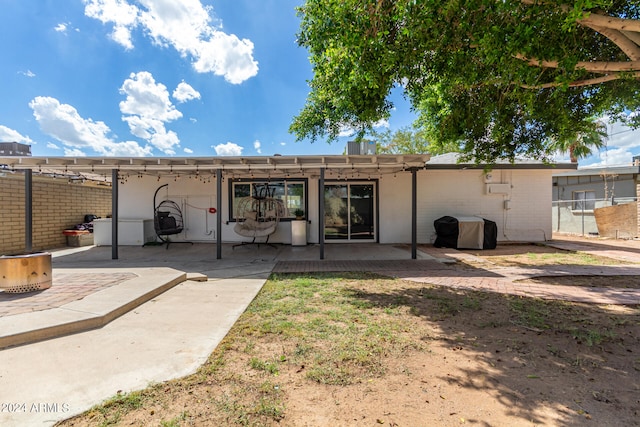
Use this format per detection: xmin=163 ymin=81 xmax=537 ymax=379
xmin=0 ymin=252 xmax=52 ymax=293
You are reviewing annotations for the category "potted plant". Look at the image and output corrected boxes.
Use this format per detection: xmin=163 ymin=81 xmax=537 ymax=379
xmin=294 ymin=209 xmax=305 ymax=220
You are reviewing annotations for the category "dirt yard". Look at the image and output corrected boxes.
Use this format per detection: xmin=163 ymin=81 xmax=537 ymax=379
xmin=58 ymin=243 xmax=640 ymax=427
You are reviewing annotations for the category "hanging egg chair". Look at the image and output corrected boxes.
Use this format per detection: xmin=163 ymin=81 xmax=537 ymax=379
xmin=153 ymin=184 xmax=193 ymax=249
xmin=233 ymin=190 xmax=286 ymax=248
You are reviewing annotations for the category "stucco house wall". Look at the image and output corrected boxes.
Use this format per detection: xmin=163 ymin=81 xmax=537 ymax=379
xmin=115 ymin=167 xmax=555 ymax=246
xmin=418 ymin=169 xmax=553 ymax=243
xmin=378 ymin=173 xmax=413 ymax=243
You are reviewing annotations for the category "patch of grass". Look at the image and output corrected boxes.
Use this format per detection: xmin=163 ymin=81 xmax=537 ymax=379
xmin=477 ymin=250 xmax=626 ymax=267
xmin=213 ymin=393 xmax=252 ymax=425
xmin=160 ymin=411 xmax=189 ymax=427
xmin=239 ymin=273 xmax=426 ymax=386
xmin=213 ymin=383 xmax=285 ymax=425
xmin=462 ymin=295 xmax=482 ymax=310
xmin=422 ymin=293 xmax=459 ymax=318
xmin=199 ymin=347 xmax=227 ymax=376
xmin=508 ymin=297 xmax=551 ymax=330
xmin=253 ymin=396 xmax=285 ymax=420
xmin=249 ymin=357 xmax=281 ymax=375
xmin=570 ymin=328 xmax=616 ymax=346
xmin=86 ymin=390 xmax=147 ymax=426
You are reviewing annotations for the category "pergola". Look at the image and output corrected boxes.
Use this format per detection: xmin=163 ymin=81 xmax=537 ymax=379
xmin=1 ymin=154 xmax=430 ymax=260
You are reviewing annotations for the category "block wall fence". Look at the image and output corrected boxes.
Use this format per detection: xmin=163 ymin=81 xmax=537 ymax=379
xmin=0 ymin=174 xmax=112 ymax=254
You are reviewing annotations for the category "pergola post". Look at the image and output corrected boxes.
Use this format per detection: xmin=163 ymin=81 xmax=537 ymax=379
xmin=111 ymin=169 xmax=118 ymax=260
xmin=216 ymin=168 xmax=222 ymax=259
xmin=411 ymin=167 xmax=417 ymax=260
xmin=319 ymin=167 xmax=325 ymax=260
xmin=24 ymin=169 xmax=33 ymax=253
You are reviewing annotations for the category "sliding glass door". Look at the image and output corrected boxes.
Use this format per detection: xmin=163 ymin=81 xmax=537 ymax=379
xmin=324 ymin=182 xmax=375 ymax=241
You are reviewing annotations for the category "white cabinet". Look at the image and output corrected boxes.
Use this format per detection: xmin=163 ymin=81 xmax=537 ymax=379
xmin=291 ymin=220 xmax=307 ymax=246
xmin=93 ymin=218 xmax=156 ymax=246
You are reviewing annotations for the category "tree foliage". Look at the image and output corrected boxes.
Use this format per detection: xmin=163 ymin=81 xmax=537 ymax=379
xmin=290 ymin=0 xmax=640 ymax=164
xmin=550 ymin=119 xmax=608 ymax=162
xmin=373 ymin=126 xmax=459 ymax=155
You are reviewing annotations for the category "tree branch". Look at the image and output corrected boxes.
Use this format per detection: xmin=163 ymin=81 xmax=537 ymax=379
xmin=587 ymin=25 xmax=640 ymax=61
xmin=514 ymin=54 xmax=640 ymax=73
xmin=520 ymin=2 xmax=640 ymax=61
xmin=520 ymin=73 xmax=640 ymax=89
xmin=622 ymin=30 xmax=640 ymax=47
xmin=578 ymin=11 xmax=640 ymax=33
xmin=519 ymin=0 xmax=640 ymax=32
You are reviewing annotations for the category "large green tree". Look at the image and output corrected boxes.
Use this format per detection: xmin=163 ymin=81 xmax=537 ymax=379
xmin=372 ymin=126 xmax=460 ymax=154
xmin=290 ymin=0 xmax=640 ymax=164
xmin=373 ymin=127 xmax=430 ymax=154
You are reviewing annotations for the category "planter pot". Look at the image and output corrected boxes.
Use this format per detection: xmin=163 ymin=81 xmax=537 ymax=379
xmin=0 ymin=252 xmax=52 ymax=293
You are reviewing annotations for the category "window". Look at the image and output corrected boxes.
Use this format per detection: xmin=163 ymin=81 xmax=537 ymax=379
xmin=573 ymin=190 xmax=596 ymax=210
xmin=230 ymin=179 xmax=306 ymax=220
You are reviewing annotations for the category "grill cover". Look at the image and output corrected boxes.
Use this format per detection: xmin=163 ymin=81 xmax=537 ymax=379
xmin=434 ymin=216 xmax=497 ymax=249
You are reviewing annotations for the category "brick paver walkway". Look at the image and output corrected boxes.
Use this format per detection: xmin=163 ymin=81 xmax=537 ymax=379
xmin=274 ymin=242 xmax=640 ymax=305
xmin=0 ymin=273 xmax=137 ymax=317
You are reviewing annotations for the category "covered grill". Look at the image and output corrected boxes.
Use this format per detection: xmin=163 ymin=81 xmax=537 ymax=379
xmin=433 ymin=216 xmax=497 ymax=250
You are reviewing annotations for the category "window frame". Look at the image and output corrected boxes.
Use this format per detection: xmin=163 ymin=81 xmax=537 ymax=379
xmin=228 ymin=178 xmax=308 ymax=222
xmin=572 ymin=190 xmax=596 ymax=211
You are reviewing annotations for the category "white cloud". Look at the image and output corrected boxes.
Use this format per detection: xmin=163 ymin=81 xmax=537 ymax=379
xmin=83 ymin=0 xmax=258 ymax=84
xmin=253 ymin=140 xmax=262 ymax=154
xmin=64 ymin=147 xmax=87 ymax=157
xmin=120 ymin=72 xmax=181 ymax=120
xmin=606 ymin=122 xmax=640 ymax=149
xmin=0 ymin=125 xmax=33 ymax=144
xmin=280 ymin=142 xmax=286 ymax=146
xmin=29 ymin=96 xmax=153 ymax=156
xmin=18 ymin=70 xmax=35 ymax=78
xmin=111 ymin=25 xmax=135 ymax=49
xmin=596 ymin=146 xmax=635 ymax=166
xmin=54 ymin=23 xmax=68 ymax=33
xmin=183 ymin=147 xmax=193 ymax=154
xmin=46 ymin=142 xmax=60 ymax=150
xmin=338 ymin=119 xmax=390 ymax=138
xmin=119 ymin=71 xmax=182 ymax=154
xmin=192 ymin=33 xmax=258 ymax=84
xmin=83 ymin=0 xmax=139 ymax=50
xmin=373 ymin=118 xmax=390 ymax=129
xmin=173 ymin=81 xmax=201 ymax=103
xmin=213 ymin=142 xmax=242 ymax=156
xmin=578 ymin=117 xmax=640 ymax=167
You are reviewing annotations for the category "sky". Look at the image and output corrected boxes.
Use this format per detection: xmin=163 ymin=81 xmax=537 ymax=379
xmin=0 ymin=0 xmax=638 ymax=167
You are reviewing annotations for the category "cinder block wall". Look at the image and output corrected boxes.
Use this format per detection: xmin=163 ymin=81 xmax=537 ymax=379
xmin=416 ymin=169 xmax=553 ymax=242
xmin=0 ymin=174 xmax=112 ymax=254
xmin=637 ymin=182 xmax=640 ymax=237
